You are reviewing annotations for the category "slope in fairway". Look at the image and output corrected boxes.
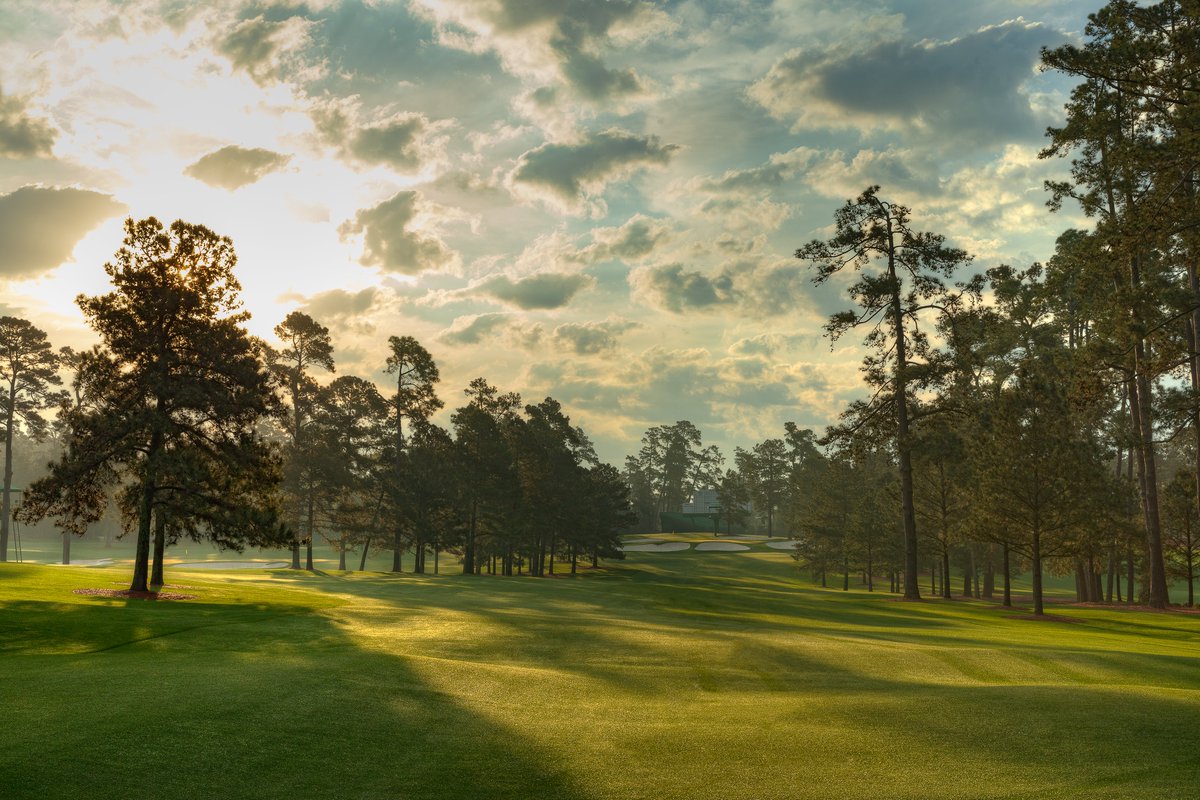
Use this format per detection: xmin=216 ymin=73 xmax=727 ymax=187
xmin=1 ymin=539 xmax=1198 ymax=800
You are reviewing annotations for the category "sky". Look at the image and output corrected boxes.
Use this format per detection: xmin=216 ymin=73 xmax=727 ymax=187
xmin=0 ymin=0 xmax=1096 ymax=465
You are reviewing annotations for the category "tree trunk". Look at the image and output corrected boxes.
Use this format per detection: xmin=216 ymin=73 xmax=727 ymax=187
xmin=131 ymin=477 xmax=155 ymax=593
xmin=359 ymin=536 xmax=371 ymax=571
xmin=1002 ymin=542 xmax=1012 ymax=608
xmin=1132 ymin=341 xmax=1169 ymax=607
xmin=463 ymin=498 xmax=477 ymax=575
xmin=434 ymin=546 xmax=439 ymax=575
xmin=1126 ymin=544 xmax=1135 ymax=605
xmin=1105 ymin=544 xmax=1116 ymax=603
xmin=151 ymin=511 xmax=166 ymax=586
xmin=1 ymin=383 xmax=15 ymax=562
xmin=1032 ymin=531 xmax=1044 ymax=616
xmin=941 ymin=551 xmax=951 ymax=599
xmin=983 ymin=547 xmax=994 ymax=599
xmin=392 ymin=528 xmax=403 ymax=573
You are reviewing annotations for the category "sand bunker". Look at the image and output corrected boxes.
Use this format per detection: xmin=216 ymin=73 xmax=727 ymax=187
xmin=52 ymin=558 xmax=114 ymax=567
xmin=621 ymin=542 xmax=692 ymax=552
xmin=765 ymin=541 xmax=800 ymax=550
xmin=173 ymin=560 xmax=289 ymax=570
xmin=694 ymin=542 xmax=750 ymax=551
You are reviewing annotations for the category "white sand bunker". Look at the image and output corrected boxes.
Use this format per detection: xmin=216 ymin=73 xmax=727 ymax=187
xmin=174 ymin=561 xmax=289 ymax=570
xmin=695 ymin=542 xmax=750 ymax=551
xmin=766 ymin=541 xmax=800 ymax=550
xmin=53 ymin=558 xmax=114 ymax=567
xmin=621 ymin=542 xmax=692 ymax=552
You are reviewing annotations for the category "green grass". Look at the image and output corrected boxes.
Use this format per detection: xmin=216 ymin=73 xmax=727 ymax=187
xmin=1 ymin=534 xmax=1198 ymax=799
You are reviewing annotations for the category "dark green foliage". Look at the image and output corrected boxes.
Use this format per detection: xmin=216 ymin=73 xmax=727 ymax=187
xmin=19 ymin=217 xmax=285 ymax=591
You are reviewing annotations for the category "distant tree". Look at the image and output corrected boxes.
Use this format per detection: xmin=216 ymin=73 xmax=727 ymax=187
xmin=739 ymin=439 xmax=788 ymax=536
xmin=797 ymin=186 xmax=972 ymax=599
xmin=0 ymin=317 xmax=63 ymax=562
xmin=315 ymin=375 xmax=390 ymax=570
xmin=1163 ymin=471 xmax=1200 ymax=607
xmin=452 ymin=378 xmax=520 ymax=575
xmin=716 ymin=468 xmax=751 ymax=535
xmin=912 ymin=418 xmax=969 ymax=599
xmin=574 ymin=462 xmax=635 ymax=571
xmin=384 ymin=335 xmax=442 ymax=572
xmin=20 ymin=217 xmax=284 ymax=592
xmin=51 ymin=346 xmax=112 ymax=564
xmin=971 ymin=364 xmax=1113 ymax=616
xmin=270 ymin=311 xmax=335 ymax=570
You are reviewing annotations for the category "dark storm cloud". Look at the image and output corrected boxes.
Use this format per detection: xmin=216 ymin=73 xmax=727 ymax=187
xmin=0 ymin=186 xmax=126 ymax=277
xmin=339 ymin=191 xmax=454 ymax=274
xmin=184 ymin=145 xmax=291 ymax=190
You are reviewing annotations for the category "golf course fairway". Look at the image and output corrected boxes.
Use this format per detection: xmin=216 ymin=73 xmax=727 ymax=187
xmin=1 ymin=535 xmax=1197 ymax=799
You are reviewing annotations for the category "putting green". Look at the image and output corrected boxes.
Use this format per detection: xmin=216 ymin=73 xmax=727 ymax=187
xmin=0 ymin=538 xmax=1197 ymax=799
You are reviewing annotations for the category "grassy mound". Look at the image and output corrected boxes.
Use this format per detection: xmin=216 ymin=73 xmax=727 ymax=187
xmin=1 ymin=540 xmax=1198 ymax=799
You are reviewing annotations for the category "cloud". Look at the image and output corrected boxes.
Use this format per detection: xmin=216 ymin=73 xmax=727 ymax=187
xmin=184 ymin=145 xmax=291 ymax=189
xmin=414 ymin=0 xmax=670 ymax=106
xmin=695 ymin=147 xmax=818 ymax=197
xmin=552 ymin=319 xmax=638 ymax=355
xmin=631 ymin=258 xmax=818 ymax=317
xmin=0 ymin=186 xmax=127 ymax=278
xmin=509 ymin=128 xmax=678 ymax=214
xmin=280 ymin=287 xmax=380 ymax=324
xmin=216 ymin=14 xmax=315 ymax=85
xmin=631 ymin=263 xmax=734 ymax=312
xmin=582 ymin=213 xmax=672 ymax=262
xmin=476 ymin=272 xmax=594 ymax=309
xmin=439 ymin=312 xmax=518 ymax=346
xmin=437 ymin=311 xmax=635 ymax=356
xmin=313 ymin=104 xmax=449 ymax=174
xmin=347 ymin=116 xmax=428 ymax=171
xmin=748 ymin=19 xmax=1062 ymax=144
xmin=729 ymin=333 xmax=822 ymax=357
xmin=339 ymin=191 xmax=456 ymax=275
xmin=0 ymin=88 xmax=57 ymax=159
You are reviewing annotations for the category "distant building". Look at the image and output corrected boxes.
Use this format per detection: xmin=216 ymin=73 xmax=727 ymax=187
xmin=682 ymin=488 xmax=720 ymax=515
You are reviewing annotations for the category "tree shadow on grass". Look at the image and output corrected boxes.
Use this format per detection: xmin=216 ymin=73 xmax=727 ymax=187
xmin=0 ymin=592 xmax=598 ymax=800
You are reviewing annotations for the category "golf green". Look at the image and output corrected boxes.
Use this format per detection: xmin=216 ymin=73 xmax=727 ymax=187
xmin=1 ymin=535 xmax=1197 ymax=799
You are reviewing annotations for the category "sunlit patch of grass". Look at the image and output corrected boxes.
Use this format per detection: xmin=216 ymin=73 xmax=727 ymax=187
xmin=1 ymin=547 xmax=1199 ymax=799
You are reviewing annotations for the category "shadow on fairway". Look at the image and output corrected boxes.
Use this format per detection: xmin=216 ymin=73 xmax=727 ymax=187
xmin=0 ymin=586 xmax=597 ymax=800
